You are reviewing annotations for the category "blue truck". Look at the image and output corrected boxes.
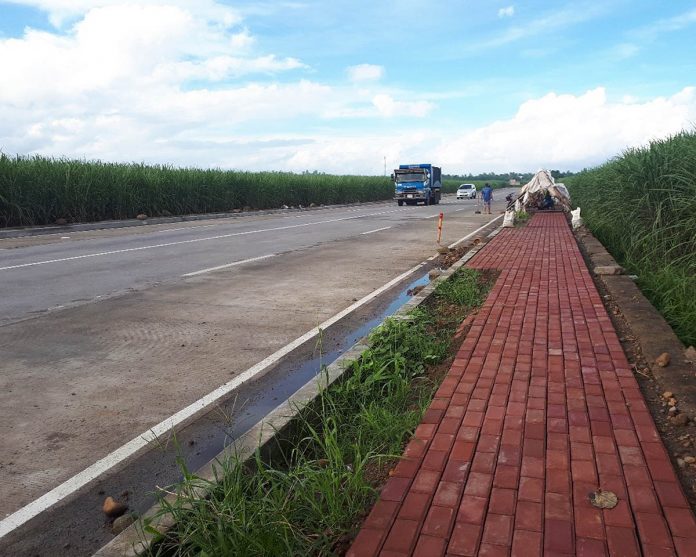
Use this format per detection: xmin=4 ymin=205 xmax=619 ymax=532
xmin=392 ymin=164 xmax=442 ymax=206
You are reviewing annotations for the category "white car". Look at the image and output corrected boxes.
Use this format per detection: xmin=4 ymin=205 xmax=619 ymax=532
xmin=457 ymin=183 xmax=477 ymax=199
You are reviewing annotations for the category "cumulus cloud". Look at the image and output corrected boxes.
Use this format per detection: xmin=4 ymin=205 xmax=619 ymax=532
xmin=0 ymin=3 xmax=437 ymax=170
xmin=221 ymin=87 xmax=696 ymax=175
xmin=347 ymin=63 xmax=385 ymax=82
xmin=0 ymin=3 xmax=305 ymax=107
xmin=434 ymin=87 xmax=696 ymax=173
xmin=498 ymin=5 xmax=515 ymax=18
xmin=2 ymin=4 xmax=694 ymax=175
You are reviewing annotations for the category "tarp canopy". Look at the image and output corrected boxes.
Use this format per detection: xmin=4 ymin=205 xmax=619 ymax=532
xmin=518 ymin=169 xmax=571 ymax=211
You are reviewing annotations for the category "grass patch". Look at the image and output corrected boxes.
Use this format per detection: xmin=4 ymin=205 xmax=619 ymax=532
xmin=146 ymin=268 xmax=492 ymax=556
xmin=514 ymin=211 xmax=530 ymax=226
xmin=567 ymin=129 xmax=696 ymax=346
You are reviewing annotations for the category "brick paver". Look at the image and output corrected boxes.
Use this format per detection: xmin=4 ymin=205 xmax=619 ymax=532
xmin=348 ymin=213 xmax=696 ymax=556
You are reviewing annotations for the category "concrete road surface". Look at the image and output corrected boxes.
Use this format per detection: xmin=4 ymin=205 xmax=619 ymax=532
xmin=0 ymin=193 xmax=513 ymax=530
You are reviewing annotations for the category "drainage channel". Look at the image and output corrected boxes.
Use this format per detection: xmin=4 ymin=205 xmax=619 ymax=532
xmin=1 ymin=269 xmax=435 ymax=557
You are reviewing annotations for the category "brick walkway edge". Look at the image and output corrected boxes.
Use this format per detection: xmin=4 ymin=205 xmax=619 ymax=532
xmin=348 ymin=213 xmax=696 ymax=556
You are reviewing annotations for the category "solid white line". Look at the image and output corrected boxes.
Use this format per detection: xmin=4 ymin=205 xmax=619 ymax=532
xmin=182 ymin=254 xmax=277 ymax=277
xmin=0 ymin=258 xmax=429 ymax=539
xmin=360 ymin=226 xmax=392 ymax=235
xmin=448 ymin=214 xmax=504 ymax=248
xmin=0 ymin=210 xmax=397 ymax=272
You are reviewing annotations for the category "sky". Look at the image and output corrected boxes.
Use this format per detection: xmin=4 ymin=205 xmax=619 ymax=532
xmin=1 ymin=1 xmax=695 ymax=175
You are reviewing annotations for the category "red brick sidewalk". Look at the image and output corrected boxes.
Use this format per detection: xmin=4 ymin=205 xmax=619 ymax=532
xmin=348 ymin=213 xmax=696 ymax=556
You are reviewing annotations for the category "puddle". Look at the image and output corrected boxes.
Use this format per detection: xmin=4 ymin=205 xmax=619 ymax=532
xmin=6 ymin=270 xmax=436 ymax=557
xmin=191 ymin=271 xmax=433 ymax=465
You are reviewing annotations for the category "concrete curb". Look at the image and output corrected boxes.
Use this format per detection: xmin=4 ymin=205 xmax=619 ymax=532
xmin=574 ymin=226 xmax=696 ymax=417
xmin=92 ymin=223 xmax=500 ymax=557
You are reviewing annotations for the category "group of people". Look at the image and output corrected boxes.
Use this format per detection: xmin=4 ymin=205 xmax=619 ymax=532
xmin=477 ymin=183 xmax=555 ymax=214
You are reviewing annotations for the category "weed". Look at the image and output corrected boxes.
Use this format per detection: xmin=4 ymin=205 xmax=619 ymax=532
xmin=147 ymin=270 xmax=493 ymax=556
xmin=514 ymin=211 xmax=530 ymax=226
xmin=433 ymin=268 xmax=486 ymax=309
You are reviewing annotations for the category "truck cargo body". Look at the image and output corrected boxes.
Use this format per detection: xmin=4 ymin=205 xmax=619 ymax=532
xmin=393 ymin=164 xmax=442 ymax=206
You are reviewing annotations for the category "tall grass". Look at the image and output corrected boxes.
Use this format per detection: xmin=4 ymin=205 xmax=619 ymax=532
xmin=0 ymin=154 xmax=393 ymax=227
xmin=567 ymin=130 xmax=696 ymax=346
xmin=147 ymin=269 xmax=491 ymax=556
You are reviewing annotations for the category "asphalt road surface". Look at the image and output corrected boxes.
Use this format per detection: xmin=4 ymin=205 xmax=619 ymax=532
xmin=0 ymin=192 xmax=514 ymax=553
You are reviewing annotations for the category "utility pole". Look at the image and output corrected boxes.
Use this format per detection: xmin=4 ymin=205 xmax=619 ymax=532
xmin=383 ymin=156 xmax=386 ymax=176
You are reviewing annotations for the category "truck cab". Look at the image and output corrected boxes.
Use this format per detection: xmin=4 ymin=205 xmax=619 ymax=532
xmin=393 ymin=164 xmax=442 ymax=206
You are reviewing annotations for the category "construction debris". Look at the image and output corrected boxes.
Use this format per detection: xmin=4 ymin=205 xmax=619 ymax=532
xmin=517 ymin=169 xmax=572 ymax=212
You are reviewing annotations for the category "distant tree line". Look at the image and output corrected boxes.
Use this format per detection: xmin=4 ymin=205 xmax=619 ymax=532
xmin=444 ymin=170 xmax=575 ymax=182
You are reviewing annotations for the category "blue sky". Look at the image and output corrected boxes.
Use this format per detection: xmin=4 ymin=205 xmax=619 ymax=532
xmin=1 ymin=1 xmax=695 ymax=174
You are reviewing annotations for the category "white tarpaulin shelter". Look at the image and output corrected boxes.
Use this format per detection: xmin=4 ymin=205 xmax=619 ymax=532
xmin=518 ymin=169 xmax=571 ymax=211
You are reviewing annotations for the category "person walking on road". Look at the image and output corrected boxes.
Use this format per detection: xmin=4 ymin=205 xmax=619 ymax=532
xmin=481 ymin=183 xmax=493 ymax=214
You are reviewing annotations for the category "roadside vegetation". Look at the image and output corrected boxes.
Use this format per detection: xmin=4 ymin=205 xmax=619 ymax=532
xmin=146 ymin=268 xmax=492 ymax=557
xmin=567 ymin=130 xmax=696 ymax=346
xmin=0 ymin=154 xmax=392 ymax=227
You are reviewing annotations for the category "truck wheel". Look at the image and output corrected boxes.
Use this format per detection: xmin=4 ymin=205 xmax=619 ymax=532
xmin=424 ymin=195 xmax=430 ymax=206
xmin=397 ymin=200 xmax=403 ymax=206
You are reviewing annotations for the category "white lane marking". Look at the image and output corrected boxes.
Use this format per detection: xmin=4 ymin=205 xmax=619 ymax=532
xmin=360 ymin=226 xmax=392 ymax=235
xmin=448 ymin=214 xmax=504 ymax=248
xmin=422 ymin=213 xmax=441 ymax=219
xmin=182 ymin=254 xmax=276 ymax=277
xmin=0 ymin=209 xmax=399 ymax=272
xmin=0 ymin=258 xmax=430 ymax=539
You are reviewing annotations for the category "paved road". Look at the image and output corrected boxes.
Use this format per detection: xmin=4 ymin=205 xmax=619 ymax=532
xmin=1 ymin=200 xmax=470 ymax=325
xmin=0 ymin=193 xmax=513 ymax=550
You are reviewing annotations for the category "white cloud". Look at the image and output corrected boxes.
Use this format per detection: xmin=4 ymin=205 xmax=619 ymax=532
xmin=434 ymin=87 xmax=696 ymax=173
xmin=498 ymin=5 xmax=514 ymax=18
xmin=210 ymin=87 xmax=696 ymax=175
xmin=0 ymin=4 xmax=308 ymax=108
xmin=2 ymin=4 xmax=694 ymax=176
xmin=0 ymin=3 xmax=435 ymax=170
xmin=372 ymin=94 xmax=434 ymax=118
xmin=347 ymin=63 xmax=385 ymax=82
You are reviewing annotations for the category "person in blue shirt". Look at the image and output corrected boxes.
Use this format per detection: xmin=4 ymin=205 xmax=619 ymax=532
xmin=481 ymin=183 xmax=493 ymax=214
xmin=541 ymin=190 xmax=554 ymax=210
